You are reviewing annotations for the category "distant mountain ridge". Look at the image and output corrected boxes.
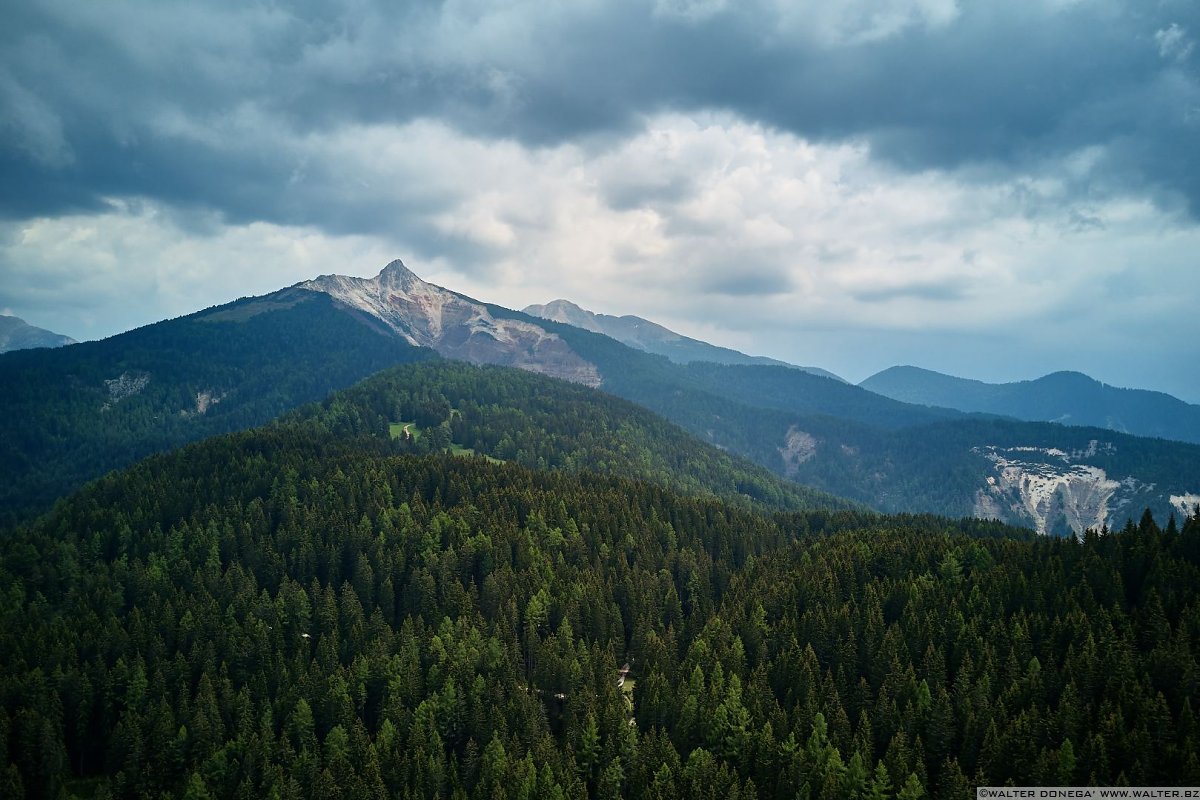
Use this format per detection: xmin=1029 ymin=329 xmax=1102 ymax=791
xmin=862 ymin=365 xmax=1200 ymax=445
xmin=0 ymin=314 xmax=75 ymax=352
xmin=522 ymin=298 xmax=843 ymax=380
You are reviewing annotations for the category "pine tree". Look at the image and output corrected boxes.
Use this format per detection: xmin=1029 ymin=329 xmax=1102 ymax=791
xmin=865 ymin=761 xmax=892 ymax=800
xmin=897 ymin=772 xmax=926 ymax=800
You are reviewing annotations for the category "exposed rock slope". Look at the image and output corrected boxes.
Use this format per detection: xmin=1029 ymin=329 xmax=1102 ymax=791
xmin=300 ymin=262 xmax=601 ymax=386
xmin=974 ymin=445 xmax=1126 ymax=536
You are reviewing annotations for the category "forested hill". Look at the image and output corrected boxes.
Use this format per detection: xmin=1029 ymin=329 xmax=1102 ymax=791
xmin=778 ymin=415 xmax=1200 ymax=527
xmin=288 ymin=360 xmax=856 ymax=513
xmin=0 ymin=291 xmax=431 ymax=527
xmin=2 ymin=415 xmax=1198 ymax=798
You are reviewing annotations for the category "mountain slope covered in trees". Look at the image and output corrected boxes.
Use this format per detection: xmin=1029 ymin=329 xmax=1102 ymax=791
xmin=2 ymin=407 xmax=1198 ymax=798
xmin=0 ymin=291 xmax=431 ymax=527
xmin=289 ymin=360 xmax=854 ymax=513
xmin=774 ymin=415 xmax=1200 ymax=530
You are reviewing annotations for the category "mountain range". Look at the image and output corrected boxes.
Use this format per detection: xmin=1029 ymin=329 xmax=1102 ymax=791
xmin=862 ymin=365 xmax=1200 ymax=445
xmin=2 ymin=258 xmax=1197 ymax=537
xmin=0 ymin=314 xmax=75 ymax=353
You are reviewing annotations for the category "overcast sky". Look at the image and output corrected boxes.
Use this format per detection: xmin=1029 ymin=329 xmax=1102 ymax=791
xmin=2 ymin=0 xmax=1199 ymax=400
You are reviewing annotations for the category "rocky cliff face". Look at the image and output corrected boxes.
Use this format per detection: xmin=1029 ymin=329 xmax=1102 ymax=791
xmin=1172 ymin=493 xmax=1200 ymax=519
xmin=778 ymin=417 xmax=1192 ymax=538
xmin=298 ymin=261 xmax=601 ymax=387
xmin=973 ymin=442 xmax=1160 ymax=538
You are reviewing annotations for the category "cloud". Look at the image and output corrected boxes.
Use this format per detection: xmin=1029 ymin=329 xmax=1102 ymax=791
xmin=0 ymin=68 xmax=73 ymax=167
xmin=849 ymin=279 xmax=969 ymax=304
xmin=3 ymin=0 xmax=1200 ymax=222
xmin=698 ymin=262 xmax=795 ymax=296
xmin=1157 ymin=23 xmax=1194 ymax=62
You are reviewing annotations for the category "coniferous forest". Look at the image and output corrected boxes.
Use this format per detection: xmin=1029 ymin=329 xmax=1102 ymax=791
xmin=3 ymin=363 xmax=1199 ymax=799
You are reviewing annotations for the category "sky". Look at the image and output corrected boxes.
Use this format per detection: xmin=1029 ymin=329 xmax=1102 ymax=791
xmin=2 ymin=0 xmax=1199 ymax=401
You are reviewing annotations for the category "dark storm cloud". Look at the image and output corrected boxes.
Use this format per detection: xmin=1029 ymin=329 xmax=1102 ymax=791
xmin=698 ymin=263 xmax=794 ymax=296
xmin=3 ymin=0 xmax=1199 ymax=234
xmin=850 ymin=279 xmax=969 ymax=304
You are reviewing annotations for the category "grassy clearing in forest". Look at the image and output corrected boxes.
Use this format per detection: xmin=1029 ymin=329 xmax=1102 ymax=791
xmin=388 ymin=421 xmax=419 ymax=440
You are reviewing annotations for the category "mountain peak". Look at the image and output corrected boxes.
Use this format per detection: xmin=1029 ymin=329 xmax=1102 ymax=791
xmin=0 ymin=314 xmax=77 ymax=353
xmin=540 ymin=299 xmax=586 ymax=315
xmin=523 ymin=298 xmax=845 ymax=380
xmin=376 ymin=259 xmax=425 ymax=290
xmin=522 ymin=300 xmax=601 ymax=331
xmin=378 ymin=258 xmax=414 ymax=277
xmin=1037 ymin=370 xmax=1098 ymax=387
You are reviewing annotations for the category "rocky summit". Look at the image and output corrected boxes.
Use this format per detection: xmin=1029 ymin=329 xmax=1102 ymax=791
xmin=297 ymin=260 xmax=601 ymax=386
